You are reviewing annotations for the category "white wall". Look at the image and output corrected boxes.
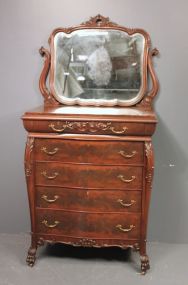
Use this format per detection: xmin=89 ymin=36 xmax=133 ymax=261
xmin=0 ymin=0 xmax=188 ymax=243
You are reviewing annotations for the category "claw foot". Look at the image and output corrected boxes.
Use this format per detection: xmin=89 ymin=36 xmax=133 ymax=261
xmin=140 ymin=255 xmax=150 ymax=275
xmin=26 ymin=248 xmax=36 ymax=267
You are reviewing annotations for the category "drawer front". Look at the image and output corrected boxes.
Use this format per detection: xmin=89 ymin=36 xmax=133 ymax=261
xmin=35 ymin=163 xmax=143 ymax=190
xmin=36 ymin=209 xmax=141 ymax=239
xmin=36 ymin=187 xmax=141 ymax=212
xmin=35 ymin=139 xmax=143 ymax=165
xmin=25 ymin=120 xmax=147 ymax=135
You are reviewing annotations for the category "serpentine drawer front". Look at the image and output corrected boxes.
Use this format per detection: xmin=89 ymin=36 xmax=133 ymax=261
xmin=36 ymin=209 xmax=141 ymax=239
xmin=35 ymin=139 xmax=144 ymax=165
xmin=22 ymin=15 xmax=158 ymax=275
xmin=36 ymin=187 xmax=142 ymax=212
xmin=35 ymin=163 xmax=143 ymax=190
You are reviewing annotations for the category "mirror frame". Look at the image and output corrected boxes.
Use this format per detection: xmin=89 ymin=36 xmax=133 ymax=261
xmin=39 ymin=15 xmax=159 ymax=108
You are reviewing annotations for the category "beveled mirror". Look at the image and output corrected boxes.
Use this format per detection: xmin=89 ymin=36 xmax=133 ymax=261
xmin=39 ymin=15 xmax=158 ymax=107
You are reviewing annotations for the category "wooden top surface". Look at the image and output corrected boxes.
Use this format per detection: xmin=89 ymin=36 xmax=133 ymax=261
xmin=22 ymin=105 xmax=157 ymax=123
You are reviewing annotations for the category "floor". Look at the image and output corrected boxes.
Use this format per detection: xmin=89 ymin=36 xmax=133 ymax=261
xmin=0 ymin=234 xmax=187 ymax=285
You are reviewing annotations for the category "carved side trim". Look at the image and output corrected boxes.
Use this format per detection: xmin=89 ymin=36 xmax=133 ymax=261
xmin=39 ymin=47 xmax=59 ymax=105
xmin=145 ymin=141 xmax=154 ymax=190
xmin=24 ymin=137 xmax=34 ymax=177
xmin=24 ymin=137 xmax=36 ymax=234
xmin=140 ymin=141 xmax=154 ymax=249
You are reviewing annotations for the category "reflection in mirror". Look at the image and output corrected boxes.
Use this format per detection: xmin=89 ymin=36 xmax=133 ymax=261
xmin=53 ymin=29 xmax=145 ymax=106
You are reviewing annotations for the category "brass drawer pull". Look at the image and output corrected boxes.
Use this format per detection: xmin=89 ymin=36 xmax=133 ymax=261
xmin=117 ymin=199 xmax=136 ymax=207
xmin=110 ymin=126 xmax=127 ymax=134
xmin=118 ymin=150 xmax=137 ymax=158
xmin=118 ymin=175 xmax=136 ymax=183
xmin=41 ymin=194 xmax=59 ymax=203
xmin=49 ymin=123 xmax=67 ymax=132
xmin=41 ymin=171 xmax=59 ymax=180
xmin=116 ymin=224 xmax=135 ymax=232
xmin=41 ymin=146 xmax=59 ymax=155
xmin=42 ymin=220 xmax=59 ymax=228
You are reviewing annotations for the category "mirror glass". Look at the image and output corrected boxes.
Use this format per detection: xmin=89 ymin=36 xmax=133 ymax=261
xmin=52 ymin=29 xmax=145 ymax=106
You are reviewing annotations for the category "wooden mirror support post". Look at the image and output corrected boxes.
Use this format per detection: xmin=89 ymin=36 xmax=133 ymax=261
xmin=22 ymin=15 xmax=159 ymax=275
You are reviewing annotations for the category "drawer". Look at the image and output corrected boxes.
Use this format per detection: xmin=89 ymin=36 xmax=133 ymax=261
xmin=35 ymin=139 xmax=143 ymax=165
xmin=36 ymin=187 xmax=141 ymax=212
xmin=24 ymin=120 xmax=148 ymax=136
xmin=35 ymin=163 xmax=143 ymax=190
xmin=36 ymin=209 xmax=141 ymax=239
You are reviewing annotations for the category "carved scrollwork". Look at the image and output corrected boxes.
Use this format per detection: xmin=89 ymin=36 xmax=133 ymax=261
xmin=70 ymin=240 xmax=140 ymax=249
xmin=81 ymin=14 xmax=118 ymax=27
xmin=151 ymin=47 xmax=159 ymax=57
xmin=147 ymin=48 xmax=159 ymax=99
xmin=49 ymin=121 xmax=110 ymax=132
xmin=49 ymin=121 xmax=128 ymax=134
xmin=133 ymin=243 xmax=140 ymax=252
xmin=72 ymin=122 xmax=112 ymax=132
xmin=138 ymin=47 xmax=159 ymax=108
xmin=25 ymin=166 xmax=32 ymax=177
xmin=72 ymin=238 xmax=97 ymax=247
xmin=32 ymin=237 xmax=140 ymax=253
xmin=39 ymin=46 xmax=59 ymax=105
xmin=37 ymin=237 xmax=45 ymax=247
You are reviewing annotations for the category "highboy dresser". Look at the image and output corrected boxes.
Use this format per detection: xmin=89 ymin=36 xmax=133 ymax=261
xmin=22 ymin=15 xmax=159 ymax=274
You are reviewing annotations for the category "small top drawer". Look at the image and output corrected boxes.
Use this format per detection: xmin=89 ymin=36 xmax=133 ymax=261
xmin=35 ymin=139 xmax=143 ymax=165
xmin=23 ymin=120 xmax=150 ymax=136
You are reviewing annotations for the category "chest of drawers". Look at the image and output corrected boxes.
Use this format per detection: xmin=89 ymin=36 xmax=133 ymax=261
xmin=22 ymin=106 xmax=157 ymax=274
xmin=22 ymin=15 xmax=159 ymax=274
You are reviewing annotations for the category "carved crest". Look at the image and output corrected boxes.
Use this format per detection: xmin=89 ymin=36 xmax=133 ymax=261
xmin=81 ymin=14 xmax=118 ymax=27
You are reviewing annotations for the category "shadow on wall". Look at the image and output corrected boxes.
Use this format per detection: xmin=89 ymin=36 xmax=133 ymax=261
xmin=0 ymin=112 xmax=29 ymax=233
xmin=148 ymin=115 xmax=188 ymax=243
